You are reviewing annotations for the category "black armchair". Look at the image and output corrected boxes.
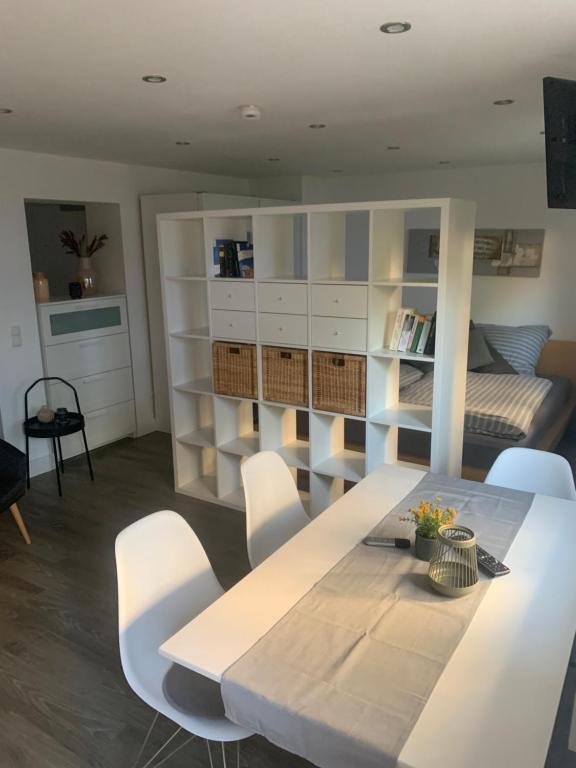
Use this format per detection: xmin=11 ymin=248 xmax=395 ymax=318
xmin=0 ymin=439 xmax=31 ymax=544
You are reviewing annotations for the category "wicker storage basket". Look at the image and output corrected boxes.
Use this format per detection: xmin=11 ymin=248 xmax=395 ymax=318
xmin=212 ymin=342 xmax=258 ymax=399
xmin=262 ymin=346 xmax=308 ymax=407
xmin=312 ymin=351 xmax=366 ymax=417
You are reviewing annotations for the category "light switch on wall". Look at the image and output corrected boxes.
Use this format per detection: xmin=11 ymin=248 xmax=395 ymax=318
xmin=10 ymin=325 xmax=22 ymax=347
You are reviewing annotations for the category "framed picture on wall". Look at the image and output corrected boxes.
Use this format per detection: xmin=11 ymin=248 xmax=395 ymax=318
xmin=413 ymin=228 xmax=545 ymax=277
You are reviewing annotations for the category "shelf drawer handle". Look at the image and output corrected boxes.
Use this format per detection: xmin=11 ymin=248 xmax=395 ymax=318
xmin=227 ymin=293 xmax=232 ymax=299
xmin=86 ymin=407 xmax=110 ymax=419
xmin=228 ymin=323 xmax=234 ymax=327
xmin=278 ymin=327 xmax=284 ymax=332
xmin=78 ymin=339 xmax=103 ymax=348
xmin=333 ymin=331 xmax=342 ymax=336
xmin=333 ymin=298 xmax=340 ymax=303
xmin=277 ymin=296 xmax=283 ymax=301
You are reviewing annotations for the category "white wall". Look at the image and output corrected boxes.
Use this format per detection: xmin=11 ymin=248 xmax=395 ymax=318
xmin=302 ymin=163 xmax=576 ymax=340
xmin=25 ymin=202 xmax=87 ymax=297
xmin=85 ymin=202 xmax=126 ymax=295
xmin=0 ymin=146 xmax=252 ymax=473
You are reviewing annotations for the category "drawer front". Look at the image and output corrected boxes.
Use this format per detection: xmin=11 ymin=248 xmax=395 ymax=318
xmin=38 ymin=296 xmax=128 ymax=345
xmin=48 ymin=367 xmax=134 ymax=413
xmin=211 ymin=310 xmax=256 ymax=340
xmin=44 ymin=333 xmax=132 ymax=381
xmin=62 ymin=401 xmax=135 ymax=459
xmin=210 ymin=281 xmax=255 ymax=311
xmin=311 ymin=285 xmax=368 ymax=318
xmin=311 ymin=317 xmax=367 ymax=352
xmin=259 ymin=313 xmax=308 ymax=346
xmin=258 ymin=283 xmax=308 ymax=315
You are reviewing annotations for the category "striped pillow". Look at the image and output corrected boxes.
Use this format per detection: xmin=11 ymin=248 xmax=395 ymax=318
xmin=400 ymin=363 xmax=424 ymax=389
xmin=475 ymin=324 xmax=551 ymax=376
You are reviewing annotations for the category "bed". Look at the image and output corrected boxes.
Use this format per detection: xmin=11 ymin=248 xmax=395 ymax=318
xmin=398 ymin=339 xmax=576 ymax=480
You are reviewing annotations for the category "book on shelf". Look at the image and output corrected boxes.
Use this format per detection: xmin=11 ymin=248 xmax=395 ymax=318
xmin=212 ymin=238 xmax=254 ymax=278
xmin=397 ymin=313 xmax=418 ymax=352
xmin=387 ymin=307 xmax=415 ymax=351
xmin=386 ymin=308 xmax=436 ymax=356
xmin=423 ymin=312 xmax=437 ymax=356
xmin=416 ymin=318 xmax=432 ymax=354
xmin=409 ymin=315 xmax=427 ymax=353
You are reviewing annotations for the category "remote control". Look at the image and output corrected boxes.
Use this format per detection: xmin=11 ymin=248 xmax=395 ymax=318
xmin=363 ymin=536 xmax=410 ymax=549
xmin=476 ymin=545 xmax=510 ymax=577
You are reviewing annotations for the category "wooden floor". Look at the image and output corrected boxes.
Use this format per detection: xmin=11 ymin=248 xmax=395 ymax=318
xmin=0 ymin=433 xmax=313 ymax=768
xmin=1 ymin=430 xmax=575 ymax=768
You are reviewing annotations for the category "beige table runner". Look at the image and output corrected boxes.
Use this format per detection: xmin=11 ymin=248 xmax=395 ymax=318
xmin=221 ymin=475 xmax=534 ymax=768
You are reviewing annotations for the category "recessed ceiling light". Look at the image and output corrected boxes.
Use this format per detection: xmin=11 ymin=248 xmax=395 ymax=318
xmin=267 ymin=157 xmax=280 ymax=162
xmin=175 ymin=141 xmax=190 ymax=145
xmin=387 ymin=145 xmax=400 ymax=150
xmin=239 ymin=105 xmax=262 ymax=120
xmin=438 ymin=160 xmax=451 ymax=165
xmin=380 ymin=21 xmax=411 ymax=34
xmin=493 ymin=99 xmax=514 ymax=105
xmin=309 ymin=123 xmax=326 ymax=129
xmin=0 ymin=108 xmax=13 ymax=114
xmin=142 ymin=75 xmax=167 ymax=83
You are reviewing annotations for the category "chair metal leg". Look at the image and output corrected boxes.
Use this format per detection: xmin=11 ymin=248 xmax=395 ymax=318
xmin=140 ymin=727 xmax=182 ymax=768
xmin=52 ymin=437 xmax=62 ymax=496
xmin=131 ymin=711 xmax=158 ymax=768
xmin=221 ymin=743 xmax=228 ymax=768
xmin=9 ymin=504 xmax=31 ymax=545
xmin=236 ymin=741 xmax=240 ymax=768
xmin=207 ymin=741 xmax=215 ymax=768
xmin=149 ymin=734 xmax=195 ymax=768
xmin=57 ymin=436 xmax=64 ymax=473
xmin=81 ymin=428 xmax=95 ymax=482
xmin=25 ymin=434 xmax=30 ymax=489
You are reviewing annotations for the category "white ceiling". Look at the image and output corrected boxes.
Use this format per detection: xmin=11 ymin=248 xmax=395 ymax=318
xmin=1 ymin=0 xmax=575 ymax=177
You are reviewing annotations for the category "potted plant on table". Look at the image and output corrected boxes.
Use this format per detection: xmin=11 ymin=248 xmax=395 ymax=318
xmin=59 ymin=230 xmax=108 ymax=297
xmin=401 ymin=498 xmax=456 ymax=561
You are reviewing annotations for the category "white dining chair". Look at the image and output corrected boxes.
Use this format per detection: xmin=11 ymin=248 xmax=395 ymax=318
xmin=241 ymin=451 xmax=310 ymax=569
xmin=115 ymin=510 xmax=253 ymax=768
xmin=485 ymin=447 xmax=576 ymax=500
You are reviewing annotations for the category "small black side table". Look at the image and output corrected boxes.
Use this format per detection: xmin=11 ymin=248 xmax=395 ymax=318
xmin=24 ymin=377 xmax=95 ymax=497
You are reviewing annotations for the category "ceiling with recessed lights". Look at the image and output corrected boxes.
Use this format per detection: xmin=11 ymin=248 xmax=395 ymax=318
xmin=0 ymin=0 xmax=575 ymax=177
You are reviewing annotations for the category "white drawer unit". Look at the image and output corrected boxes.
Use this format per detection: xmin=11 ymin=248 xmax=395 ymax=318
xmin=211 ymin=310 xmax=256 ymax=340
xmin=258 ymin=283 xmax=308 ymax=315
xmin=311 ymin=285 xmax=368 ymax=319
xmin=38 ymin=295 xmax=128 ymax=345
xmin=37 ymin=294 xmax=135 ymax=459
xmin=210 ymin=281 xmax=255 ymax=312
xmin=62 ymin=401 xmax=136 ymax=459
xmin=311 ymin=316 xmax=367 ymax=351
xmin=259 ymin=313 xmax=308 ymax=346
xmin=44 ymin=332 xmax=132 ymax=381
xmin=48 ymin=367 xmax=134 ymax=414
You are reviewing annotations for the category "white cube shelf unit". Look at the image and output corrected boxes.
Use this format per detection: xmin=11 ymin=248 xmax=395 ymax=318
xmin=158 ymin=198 xmax=476 ymax=515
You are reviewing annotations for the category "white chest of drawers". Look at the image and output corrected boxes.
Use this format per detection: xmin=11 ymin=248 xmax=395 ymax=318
xmin=37 ymin=295 xmax=135 ymax=458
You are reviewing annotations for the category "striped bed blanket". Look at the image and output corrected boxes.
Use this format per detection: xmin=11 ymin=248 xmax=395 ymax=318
xmin=401 ymin=371 xmax=552 ymax=439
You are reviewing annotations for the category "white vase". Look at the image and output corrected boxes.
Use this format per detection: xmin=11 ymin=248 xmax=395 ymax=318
xmin=77 ymin=257 xmax=97 ymax=297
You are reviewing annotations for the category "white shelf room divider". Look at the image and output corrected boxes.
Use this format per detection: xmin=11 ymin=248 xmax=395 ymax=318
xmin=158 ymin=199 xmax=476 ymax=516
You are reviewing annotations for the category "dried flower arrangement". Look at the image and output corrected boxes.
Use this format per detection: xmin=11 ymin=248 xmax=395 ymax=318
xmin=59 ymin=230 xmax=108 ymax=258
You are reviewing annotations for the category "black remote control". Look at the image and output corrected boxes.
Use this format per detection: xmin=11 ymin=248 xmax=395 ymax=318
xmin=363 ymin=536 xmax=410 ymax=549
xmin=476 ymin=545 xmax=510 ymax=577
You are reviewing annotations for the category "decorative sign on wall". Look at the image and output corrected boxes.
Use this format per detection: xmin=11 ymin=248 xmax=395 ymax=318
xmin=407 ymin=229 xmax=545 ymax=277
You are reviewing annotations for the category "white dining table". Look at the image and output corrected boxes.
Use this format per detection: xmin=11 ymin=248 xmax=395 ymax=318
xmin=160 ymin=463 xmax=576 ymax=768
